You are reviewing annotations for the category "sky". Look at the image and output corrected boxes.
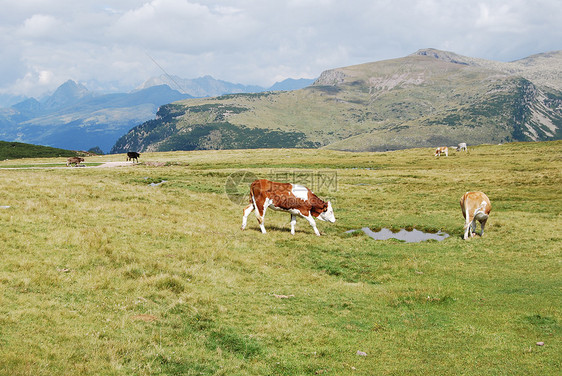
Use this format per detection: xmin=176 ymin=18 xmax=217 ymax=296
xmin=1 ymin=0 xmax=561 ymax=100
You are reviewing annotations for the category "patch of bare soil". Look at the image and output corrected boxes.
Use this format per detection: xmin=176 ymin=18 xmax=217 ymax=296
xmin=94 ymin=161 xmax=135 ymax=168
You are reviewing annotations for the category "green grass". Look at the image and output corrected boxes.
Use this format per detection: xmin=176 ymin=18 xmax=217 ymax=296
xmin=0 ymin=140 xmax=81 ymax=159
xmin=0 ymin=141 xmax=560 ymax=375
xmin=0 ymin=163 xmax=103 ymax=168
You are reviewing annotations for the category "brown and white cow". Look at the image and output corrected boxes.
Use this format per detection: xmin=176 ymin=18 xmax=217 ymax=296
xmin=434 ymin=146 xmax=448 ymax=157
xmin=241 ymin=179 xmax=335 ymax=236
xmin=460 ymin=191 xmax=491 ymax=240
xmin=66 ymin=157 xmax=84 ymax=167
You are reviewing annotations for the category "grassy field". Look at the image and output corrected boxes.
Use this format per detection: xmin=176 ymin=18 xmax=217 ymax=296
xmin=0 ymin=141 xmax=82 ymax=160
xmin=0 ymin=142 xmax=560 ymax=375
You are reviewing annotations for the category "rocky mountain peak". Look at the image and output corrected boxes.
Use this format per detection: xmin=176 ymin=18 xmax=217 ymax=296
xmin=42 ymin=79 xmax=91 ymax=111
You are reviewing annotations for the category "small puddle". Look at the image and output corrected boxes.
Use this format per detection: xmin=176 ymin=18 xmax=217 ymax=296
xmin=346 ymin=227 xmax=449 ymax=242
xmin=149 ymin=180 xmax=168 ymax=186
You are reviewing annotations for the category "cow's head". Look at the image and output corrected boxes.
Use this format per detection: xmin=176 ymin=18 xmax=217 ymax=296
xmin=318 ymin=201 xmax=336 ymax=223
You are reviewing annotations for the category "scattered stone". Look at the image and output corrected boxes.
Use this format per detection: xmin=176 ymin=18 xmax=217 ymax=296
xmin=145 ymin=161 xmax=167 ymax=167
xmin=273 ymin=294 xmax=295 ymax=299
xmin=356 ymin=350 xmax=367 ymax=356
xmin=536 ymin=342 xmax=544 ymax=346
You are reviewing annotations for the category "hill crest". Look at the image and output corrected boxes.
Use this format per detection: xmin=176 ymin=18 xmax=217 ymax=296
xmin=112 ymin=48 xmax=562 ymax=153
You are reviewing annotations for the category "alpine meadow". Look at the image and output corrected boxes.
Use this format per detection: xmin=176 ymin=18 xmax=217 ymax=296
xmin=0 ymin=141 xmax=560 ymax=375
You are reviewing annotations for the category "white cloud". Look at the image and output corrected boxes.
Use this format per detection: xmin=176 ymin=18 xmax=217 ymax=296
xmin=0 ymin=0 xmax=560 ymax=98
xmin=38 ymin=70 xmax=54 ymax=85
xmin=109 ymin=0 xmax=257 ymax=53
xmin=19 ymin=14 xmax=59 ymax=38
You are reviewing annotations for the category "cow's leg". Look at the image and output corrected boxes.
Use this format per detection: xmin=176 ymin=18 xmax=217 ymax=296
xmin=241 ymin=204 xmax=254 ymax=230
xmin=290 ymin=214 xmax=297 ymax=235
xmin=305 ymin=215 xmax=321 ymax=236
xmin=259 ymin=206 xmax=267 ymax=233
xmin=463 ymin=217 xmax=478 ymax=239
xmin=255 ymin=199 xmax=269 ymax=234
xmin=470 ymin=218 xmax=476 ymax=238
xmin=463 ymin=206 xmax=471 ymax=239
xmin=463 ymin=221 xmax=471 ymax=239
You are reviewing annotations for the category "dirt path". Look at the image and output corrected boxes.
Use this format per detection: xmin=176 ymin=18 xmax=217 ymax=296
xmin=94 ymin=161 xmax=135 ymax=168
xmin=0 ymin=161 xmax=136 ymax=169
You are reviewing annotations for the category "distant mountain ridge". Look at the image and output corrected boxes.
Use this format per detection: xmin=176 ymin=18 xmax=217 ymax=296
xmin=112 ymin=49 xmax=562 ymax=153
xmin=410 ymin=48 xmax=562 ymax=91
xmin=0 ymin=75 xmax=315 ymax=153
xmin=138 ymin=74 xmax=315 ymax=97
xmin=0 ymin=80 xmax=192 ymax=153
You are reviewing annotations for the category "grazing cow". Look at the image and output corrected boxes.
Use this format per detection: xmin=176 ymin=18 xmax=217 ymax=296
xmin=434 ymin=146 xmax=448 ymax=157
xmin=66 ymin=157 xmax=84 ymax=167
xmin=456 ymin=143 xmax=467 ymax=152
xmin=127 ymin=152 xmax=140 ymax=163
xmin=241 ymin=179 xmax=335 ymax=236
xmin=460 ymin=191 xmax=491 ymax=240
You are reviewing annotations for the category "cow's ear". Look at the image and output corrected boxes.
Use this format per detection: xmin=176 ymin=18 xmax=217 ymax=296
xmin=323 ymin=202 xmax=329 ymax=212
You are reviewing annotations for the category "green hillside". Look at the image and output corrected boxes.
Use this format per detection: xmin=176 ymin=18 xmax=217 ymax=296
xmin=0 ymin=140 xmax=81 ymax=160
xmin=111 ymin=50 xmax=562 ymax=153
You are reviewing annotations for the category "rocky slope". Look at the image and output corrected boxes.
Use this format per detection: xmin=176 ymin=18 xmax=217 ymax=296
xmin=112 ymin=49 xmax=562 ymax=153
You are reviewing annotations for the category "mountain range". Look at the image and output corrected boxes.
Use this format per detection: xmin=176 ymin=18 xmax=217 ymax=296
xmin=0 ymin=81 xmax=192 ymax=153
xmin=137 ymin=75 xmax=315 ymax=97
xmin=112 ymin=48 xmax=562 ymax=153
xmin=0 ymin=76 xmax=315 ymax=153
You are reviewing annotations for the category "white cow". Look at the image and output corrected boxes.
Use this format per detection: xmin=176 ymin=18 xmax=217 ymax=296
xmin=456 ymin=143 xmax=467 ymax=152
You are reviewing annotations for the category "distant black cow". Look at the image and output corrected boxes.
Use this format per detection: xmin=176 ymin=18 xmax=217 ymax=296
xmin=127 ymin=152 xmax=140 ymax=163
xmin=67 ymin=157 xmax=84 ymax=167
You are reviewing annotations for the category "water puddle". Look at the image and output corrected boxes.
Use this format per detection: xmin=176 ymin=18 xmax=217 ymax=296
xmin=346 ymin=227 xmax=449 ymax=242
xmin=149 ymin=180 xmax=168 ymax=187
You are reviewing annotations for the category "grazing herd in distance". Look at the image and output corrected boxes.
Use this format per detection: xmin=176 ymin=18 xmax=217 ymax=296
xmin=435 ymin=142 xmax=469 ymax=157
xmin=65 ymin=151 xmax=141 ymax=167
xmin=64 ymin=143 xmax=490 ymax=240
xmin=66 ymin=142 xmax=467 ymax=166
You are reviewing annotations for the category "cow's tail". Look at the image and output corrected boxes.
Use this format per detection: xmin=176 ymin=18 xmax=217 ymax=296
xmin=248 ymin=187 xmax=253 ymax=203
